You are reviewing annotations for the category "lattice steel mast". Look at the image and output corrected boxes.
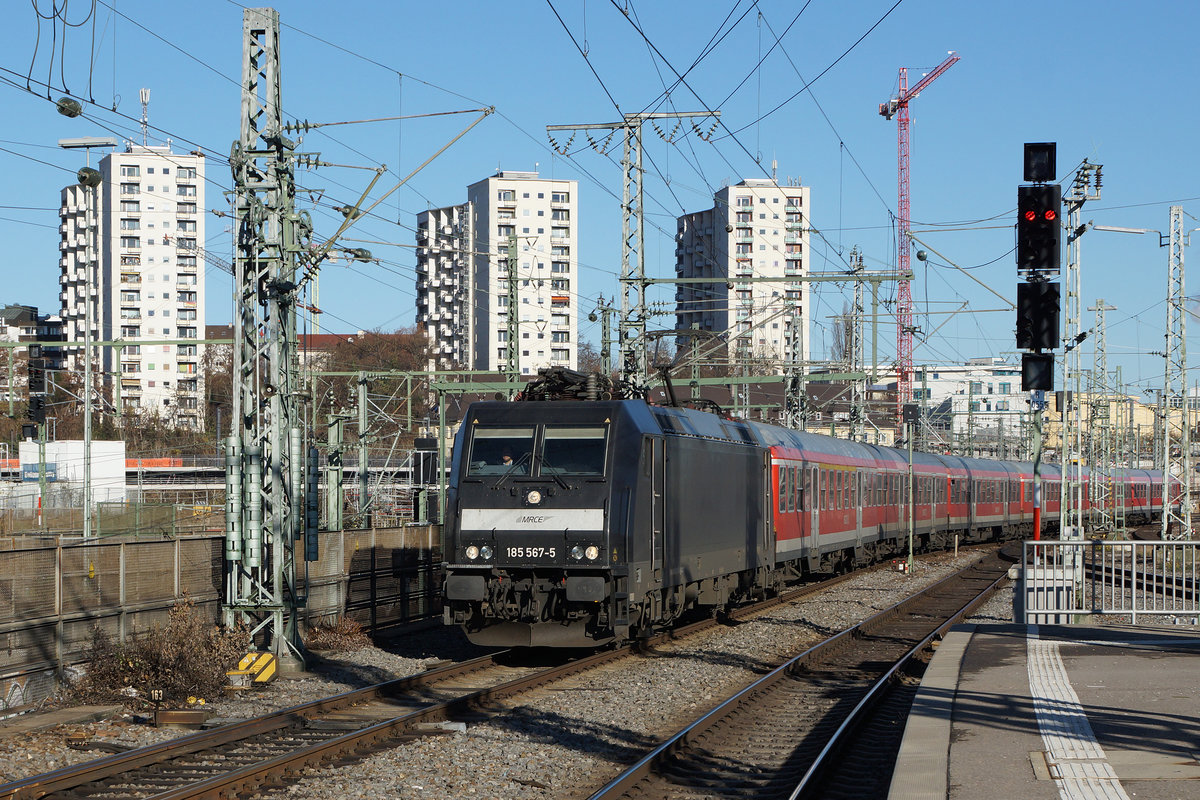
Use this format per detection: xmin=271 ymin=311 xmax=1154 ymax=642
xmin=1089 ymin=299 xmax=1117 ymax=534
xmin=1162 ymin=205 xmax=1191 ymax=539
xmin=548 ymin=112 xmax=717 ymax=392
xmin=1059 ymin=161 xmax=1101 ymax=540
xmin=224 ymin=7 xmax=314 ymax=668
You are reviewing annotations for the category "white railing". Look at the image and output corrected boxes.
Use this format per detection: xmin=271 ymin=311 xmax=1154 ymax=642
xmin=1021 ymin=540 xmax=1199 ymax=624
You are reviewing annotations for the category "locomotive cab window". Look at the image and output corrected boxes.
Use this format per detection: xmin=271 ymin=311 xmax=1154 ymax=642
xmin=541 ymin=426 xmax=607 ymax=475
xmin=467 ymin=427 xmax=535 ymax=475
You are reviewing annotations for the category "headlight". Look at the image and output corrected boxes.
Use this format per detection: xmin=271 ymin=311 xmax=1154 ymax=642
xmin=585 ymin=545 xmax=599 ymax=561
xmin=479 ymin=545 xmax=493 ymax=560
xmin=526 ymin=489 xmax=543 ymax=505
xmin=570 ymin=545 xmax=584 ymax=560
xmin=465 ymin=545 xmax=479 ymax=560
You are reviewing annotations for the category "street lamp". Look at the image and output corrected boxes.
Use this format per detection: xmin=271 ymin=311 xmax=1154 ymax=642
xmin=59 ymin=136 xmax=117 ymax=538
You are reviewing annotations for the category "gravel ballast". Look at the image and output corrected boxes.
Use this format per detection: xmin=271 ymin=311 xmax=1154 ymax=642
xmin=1 ymin=550 xmax=1007 ymax=798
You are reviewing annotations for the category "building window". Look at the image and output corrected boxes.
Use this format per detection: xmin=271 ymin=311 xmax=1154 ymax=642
xmin=176 ymin=220 xmax=197 ymax=232
xmin=176 ymin=185 xmax=197 ymax=197
xmin=120 ymin=218 xmax=140 ymax=231
xmin=497 ymin=189 xmax=515 ymax=202
xmin=551 ymin=191 xmax=570 ymax=203
xmin=121 ymin=325 xmax=140 ymax=337
xmin=120 ymin=200 xmax=140 ymax=213
xmin=120 ymin=183 xmax=140 ymax=195
xmin=551 ymin=209 xmax=570 ymax=221
xmin=120 ymin=165 xmax=140 ymax=177
xmin=551 ymin=227 xmax=569 ymax=239
xmin=551 ymin=331 xmax=570 ymax=343
xmin=120 ymin=236 xmax=141 ymax=249
xmin=176 ymin=167 xmax=197 ymax=180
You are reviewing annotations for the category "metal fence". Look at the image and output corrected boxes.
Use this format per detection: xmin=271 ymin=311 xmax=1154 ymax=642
xmin=0 ymin=525 xmax=442 ymax=712
xmin=1021 ymin=540 xmax=1200 ymax=624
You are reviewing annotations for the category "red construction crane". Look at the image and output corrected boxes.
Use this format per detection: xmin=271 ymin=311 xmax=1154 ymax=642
xmin=879 ymin=50 xmax=959 ymax=428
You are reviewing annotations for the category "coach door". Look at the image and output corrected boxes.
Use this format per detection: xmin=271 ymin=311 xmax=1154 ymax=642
xmin=651 ymin=437 xmax=664 ymax=574
xmin=807 ymin=466 xmax=820 ymax=556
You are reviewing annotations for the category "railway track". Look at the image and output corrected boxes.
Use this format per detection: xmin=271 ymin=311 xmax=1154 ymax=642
xmin=588 ymin=548 xmax=1013 ymax=800
xmin=0 ymin=554 xmax=895 ymax=800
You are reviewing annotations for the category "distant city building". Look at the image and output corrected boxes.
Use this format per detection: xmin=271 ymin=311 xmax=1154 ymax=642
xmin=59 ymin=144 xmax=206 ymax=428
xmin=0 ymin=304 xmax=64 ymax=403
xmin=674 ymin=178 xmax=811 ymax=372
xmin=416 ymin=171 xmax=579 ymax=374
xmin=905 ymin=358 xmax=1029 ymax=455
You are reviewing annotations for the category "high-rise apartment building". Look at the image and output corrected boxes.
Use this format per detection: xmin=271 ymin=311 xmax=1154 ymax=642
xmin=675 ymin=178 xmax=810 ymax=372
xmin=416 ymin=171 xmax=578 ymax=374
xmin=59 ymin=144 xmax=206 ymax=428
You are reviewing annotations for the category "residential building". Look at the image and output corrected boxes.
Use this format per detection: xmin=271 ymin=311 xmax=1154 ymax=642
xmin=675 ymin=178 xmax=811 ymax=372
xmin=416 ymin=171 xmax=579 ymax=374
xmin=59 ymin=143 xmax=206 ymax=428
xmin=0 ymin=304 xmax=65 ymax=404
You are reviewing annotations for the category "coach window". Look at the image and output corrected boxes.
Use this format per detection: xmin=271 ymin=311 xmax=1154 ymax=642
xmin=844 ymin=472 xmax=852 ymax=508
xmin=779 ymin=469 xmax=788 ymax=513
xmin=803 ymin=469 xmax=812 ymax=511
xmin=795 ymin=468 xmax=803 ymax=510
xmin=541 ymin=426 xmax=607 ymax=476
xmin=820 ymin=470 xmax=827 ymax=510
xmin=468 ymin=426 xmax=535 ymax=475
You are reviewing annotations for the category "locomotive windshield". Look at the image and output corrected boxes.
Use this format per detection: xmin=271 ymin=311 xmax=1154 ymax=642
xmin=467 ymin=426 xmax=534 ymax=475
xmin=541 ymin=426 xmax=607 ymax=476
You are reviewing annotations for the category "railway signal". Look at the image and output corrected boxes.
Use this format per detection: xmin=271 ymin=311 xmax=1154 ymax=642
xmin=1017 ymin=184 xmax=1062 ymax=273
xmin=1016 ymin=281 xmax=1060 ymax=350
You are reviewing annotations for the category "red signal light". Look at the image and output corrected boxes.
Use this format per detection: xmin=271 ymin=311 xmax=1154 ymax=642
xmin=1044 ymin=209 xmax=1057 ymax=221
xmin=1024 ymin=210 xmax=1037 ymax=221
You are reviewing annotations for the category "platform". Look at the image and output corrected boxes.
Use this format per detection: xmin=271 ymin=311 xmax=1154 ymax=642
xmin=889 ymin=622 xmax=1200 ymax=800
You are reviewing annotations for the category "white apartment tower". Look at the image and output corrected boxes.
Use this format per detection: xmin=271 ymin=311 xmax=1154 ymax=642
xmin=416 ymin=171 xmax=579 ymax=374
xmin=59 ymin=144 xmax=206 ymax=428
xmin=675 ymin=178 xmax=810 ymax=371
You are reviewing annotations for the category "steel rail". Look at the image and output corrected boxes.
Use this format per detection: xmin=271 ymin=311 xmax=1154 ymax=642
xmin=587 ymin=553 xmax=1010 ymax=800
xmin=1 ymin=549 xmax=992 ymax=800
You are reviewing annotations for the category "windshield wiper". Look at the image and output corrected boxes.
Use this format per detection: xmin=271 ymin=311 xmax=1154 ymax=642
xmin=493 ymin=451 xmax=533 ymax=488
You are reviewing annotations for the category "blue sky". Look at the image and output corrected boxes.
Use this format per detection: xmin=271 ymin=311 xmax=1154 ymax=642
xmin=2 ymin=1 xmax=1197 ymax=398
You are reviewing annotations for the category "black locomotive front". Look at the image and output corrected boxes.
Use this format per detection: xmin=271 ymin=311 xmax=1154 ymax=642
xmin=443 ymin=401 xmax=631 ymax=647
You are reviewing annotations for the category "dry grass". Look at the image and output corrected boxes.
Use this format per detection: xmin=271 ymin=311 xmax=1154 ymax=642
xmin=65 ymin=599 xmax=249 ymax=708
xmin=303 ymin=617 xmax=371 ymax=652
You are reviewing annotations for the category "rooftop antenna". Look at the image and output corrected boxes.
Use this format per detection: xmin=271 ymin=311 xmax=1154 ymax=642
xmin=139 ymin=88 xmax=150 ymax=146
xmin=771 ymin=157 xmax=778 ymax=182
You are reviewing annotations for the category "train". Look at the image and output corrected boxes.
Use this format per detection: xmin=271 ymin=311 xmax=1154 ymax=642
xmin=441 ymin=369 xmax=1176 ymax=647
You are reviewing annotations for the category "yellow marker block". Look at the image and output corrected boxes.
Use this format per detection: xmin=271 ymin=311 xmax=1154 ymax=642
xmin=247 ymin=652 xmax=277 ymax=683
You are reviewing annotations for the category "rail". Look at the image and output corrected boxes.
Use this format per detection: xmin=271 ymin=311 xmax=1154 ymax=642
xmin=1021 ymin=540 xmax=1199 ymax=624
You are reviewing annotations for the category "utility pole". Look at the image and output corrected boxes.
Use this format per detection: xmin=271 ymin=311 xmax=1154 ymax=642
xmin=1089 ymin=300 xmax=1117 ymax=534
xmin=224 ymin=7 xmax=314 ymax=669
xmin=1162 ymin=205 xmax=1191 ymax=539
xmin=548 ymin=112 xmax=717 ymax=392
xmin=849 ymin=248 xmax=866 ymax=442
xmin=1059 ymin=161 xmax=1101 ymax=541
xmin=589 ymin=297 xmax=616 ymax=380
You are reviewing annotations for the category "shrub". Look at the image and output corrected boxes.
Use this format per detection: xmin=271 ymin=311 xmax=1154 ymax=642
xmin=66 ymin=599 xmax=249 ymax=708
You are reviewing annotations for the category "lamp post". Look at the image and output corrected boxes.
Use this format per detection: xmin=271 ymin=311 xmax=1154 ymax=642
xmin=59 ymin=136 xmax=117 ymax=538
